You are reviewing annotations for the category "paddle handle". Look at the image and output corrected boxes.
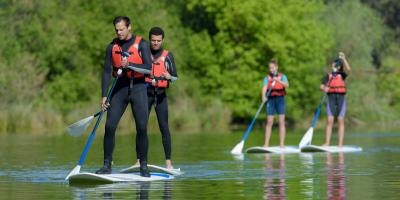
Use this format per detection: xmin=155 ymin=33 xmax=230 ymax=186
xmin=77 ymin=69 xmax=122 ymax=166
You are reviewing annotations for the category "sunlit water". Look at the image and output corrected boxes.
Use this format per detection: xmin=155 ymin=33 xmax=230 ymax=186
xmin=0 ymin=131 xmax=400 ymax=199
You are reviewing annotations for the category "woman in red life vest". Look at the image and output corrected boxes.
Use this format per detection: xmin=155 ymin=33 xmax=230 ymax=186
xmin=320 ymin=52 xmax=351 ymax=147
xmin=261 ymin=59 xmax=289 ymax=148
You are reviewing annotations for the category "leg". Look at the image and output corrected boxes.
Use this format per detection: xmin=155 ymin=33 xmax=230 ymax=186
xmin=337 ymin=117 xmax=344 ymax=147
xmin=155 ymin=92 xmax=173 ymax=169
xmin=264 ymin=116 xmax=274 ymax=147
xmin=337 ymin=95 xmax=346 ymax=147
xmin=323 ymin=116 xmax=334 ymax=146
xmin=130 ymin=83 xmax=150 ymax=177
xmin=97 ymin=87 xmax=129 ymax=174
xmin=278 ymin=114 xmax=286 ymax=148
xmin=135 ymin=87 xmax=155 ymax=166
xmin=323 ymin=95 xmax=335 ymax=146
xmin=277 ymin=96 xmax=286 ymax=148
xmin=264 ymin=97 xmax=276 ymax=147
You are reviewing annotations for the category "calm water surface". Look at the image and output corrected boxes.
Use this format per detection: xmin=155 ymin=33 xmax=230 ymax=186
xmin=0 ymin=131 xmax=399 ymax=199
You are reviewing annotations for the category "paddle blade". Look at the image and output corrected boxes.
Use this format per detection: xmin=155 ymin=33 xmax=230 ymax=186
xmin=67 ymin=116 xmax=94 ymax=137
xmin=299 ymin=127 xmax=314 ymax=148
xmin=65 ymin=165 xmax=81 ymax=181
xmin=231 ymin=140 xmax=244 ymax=155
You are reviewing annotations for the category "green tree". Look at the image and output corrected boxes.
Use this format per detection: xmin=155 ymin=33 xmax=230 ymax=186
xmin=181 ymin=0 xmax=333 ymax=124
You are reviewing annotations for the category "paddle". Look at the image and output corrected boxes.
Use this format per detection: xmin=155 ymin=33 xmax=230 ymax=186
xmin=299 ymin=74 xmax=335 ymax=148
xmin=65 ymin=53 xmax=129 ymax=181
xmin=298 ymin=94 xmax=327 ymax=148
xmin=67 ymin=111 xmax=101 ymax=137
xmin=231 ymin=81 xmax=276 ymax=155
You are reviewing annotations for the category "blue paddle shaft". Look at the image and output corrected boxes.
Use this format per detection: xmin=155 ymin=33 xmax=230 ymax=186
xmin=77 ymin=71 xmax=121 ymax=166
xmin=241 ymin=82 xmax=275 ymax=141
xmin=311 ymin=94 xmax=327 ymax=128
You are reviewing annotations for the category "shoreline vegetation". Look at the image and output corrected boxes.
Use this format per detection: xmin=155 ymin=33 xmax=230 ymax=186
xmin=1 ymin=0 xmax=399 ymax=134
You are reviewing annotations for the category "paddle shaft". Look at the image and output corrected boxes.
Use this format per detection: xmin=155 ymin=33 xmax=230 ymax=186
xmin=240 ymin=81 xmax=276 ymax=141
xmin=310 ymin=74 xmax=336 ymax=128
xmin=310 ymin=94 xmax=327 ymax=128
xmin=77 ymin=71 xmax=121 ymax=166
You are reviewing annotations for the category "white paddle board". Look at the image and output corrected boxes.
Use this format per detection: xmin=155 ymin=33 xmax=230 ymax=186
xmin=120 ymin=164 xmax=183 ymax=176
xmin=245 ymin=146 xmax=300 ymax=154
xmin=300 ymin=145 xmax=362 ymax=153
xmin=68 ymin=172 xmax=173 ymax=184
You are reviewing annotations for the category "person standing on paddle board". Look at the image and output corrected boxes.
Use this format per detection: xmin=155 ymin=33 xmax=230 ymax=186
xmin=97 ymin=16 xmax=152 ymax=177
xmin=134 ymin=27 xmax=178 ymax=169
xmin=262 ymin=59 xmax=289 ymax=148
xmin=320 ymin=52 xmax=350 ymax=147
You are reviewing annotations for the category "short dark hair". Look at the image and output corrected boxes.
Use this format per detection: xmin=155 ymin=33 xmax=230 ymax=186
xmin=149 ymin=27 xmax=165 ymax=39
xmin=113 ymin=16 xmax=130 ymax=27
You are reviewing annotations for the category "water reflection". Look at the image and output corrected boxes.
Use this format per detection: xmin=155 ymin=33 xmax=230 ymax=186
xmin=263 ymin=154 xmax=286 ymax=199
xmin=70 ymin=180 xmax=172 ymax=200
xmin=326 ymin=152 xmax=346 ymax=200
xmin=299 ymin=153 xmax=314 ymax=199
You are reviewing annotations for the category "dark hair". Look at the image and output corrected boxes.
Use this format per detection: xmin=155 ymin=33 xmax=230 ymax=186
xmin=269 ymin=58 xmax=278 ymax=66
xmin=333 ymin=58 xmax=343 ymax=69
xmin=113 ymin=16 xmax=130 ymax=27
xmin=149 ymin=27 xmax=165 ymax=39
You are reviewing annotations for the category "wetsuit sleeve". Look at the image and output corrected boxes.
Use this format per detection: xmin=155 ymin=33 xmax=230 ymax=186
xmin=127 ymin=39 xmax=151 ymax=74
xmin=102 ymin=44 xmax=113 ymax=97
xmin=166 ymin=52 xmax=178 ymax=82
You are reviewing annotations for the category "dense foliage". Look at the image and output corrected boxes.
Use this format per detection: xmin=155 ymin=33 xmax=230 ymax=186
xmin=0 ymin=0 xmax=399 ymax=133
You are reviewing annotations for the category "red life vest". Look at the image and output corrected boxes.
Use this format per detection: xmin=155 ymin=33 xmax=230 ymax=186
xmin=327 ymin=73 xmax=346 ymax=93
xmin=145 ymin=50 xmax=169 ymax=88
xmin=267 ymin=73 xmax=286 ymax=96
xmin=111 ymin=36 xmax=144 ymax=78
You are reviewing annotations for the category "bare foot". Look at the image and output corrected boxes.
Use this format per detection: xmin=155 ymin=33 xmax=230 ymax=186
xmin=134 ymin=159 xmax=140 ymax=167
xmin=165 ymin=160 xmax=174 ymax=170
xmin=280 ymin=145 xmax=285 ymax=149
xmin=322 ymin=143 xmax=329 ymax=147
xmin=263 ymin=144 xmax=269 ymax=148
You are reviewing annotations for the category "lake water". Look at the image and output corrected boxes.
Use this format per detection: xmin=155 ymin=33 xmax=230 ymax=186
xmin=0 ymin=130 xmax=399 ymax=199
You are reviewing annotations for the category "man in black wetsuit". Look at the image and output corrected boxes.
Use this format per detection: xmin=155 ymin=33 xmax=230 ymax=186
xmin=135 ymin=27 xmax=178 ymax=169
xmin=96 ymin=16 xmax=152 ymax=177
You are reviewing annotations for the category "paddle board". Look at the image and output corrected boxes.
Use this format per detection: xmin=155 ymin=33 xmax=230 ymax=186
xmin=68 ymin=172 xmax=173 ymax=184
xmin=300 ymin=145 xmax=362 ymax=153
xmin=120 ymin=164 xmax=183 ymax=176
xmin=245 ymin=146 xmax=300 ymax=154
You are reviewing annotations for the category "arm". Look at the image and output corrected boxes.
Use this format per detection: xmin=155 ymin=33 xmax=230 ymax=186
xmin=101 ymin=44 xmax=113 ymax=110
xmin=261 ymin=77 xmax=268 ymax=102
xmin=262 ymin=85 xmax=268 ymax=102
xmin=274 ymin=74 xmax=289 ymax=88
xmin=164 ymin=52 xmax=178 ymax=82
xmin=339 ymin=52 xmax=350 ymax=75
xmin=102 ymin=44 xmax=113 ymax=97
xmin=320 ymin=75 xmax=329 ymax=92
xmin=127 ymin=39 xmax=152 ymax=74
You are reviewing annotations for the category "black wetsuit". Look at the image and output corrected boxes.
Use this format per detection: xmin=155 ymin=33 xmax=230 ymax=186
xmin=137 ymin=48 xmax=177 ymax=160
xmin=101 ymin=35 xmax=152 ymax=165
